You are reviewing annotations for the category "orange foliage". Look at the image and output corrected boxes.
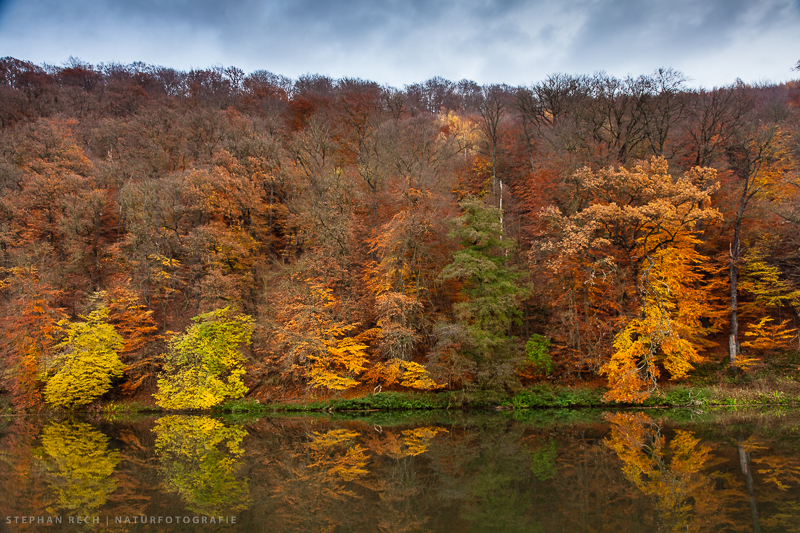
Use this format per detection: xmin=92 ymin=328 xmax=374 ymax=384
xmin=0 ymin=267 xmax=66 ymax=409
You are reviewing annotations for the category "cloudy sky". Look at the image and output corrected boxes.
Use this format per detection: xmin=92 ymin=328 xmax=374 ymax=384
xmin=1 ymin=0 xmax=798 ymax=88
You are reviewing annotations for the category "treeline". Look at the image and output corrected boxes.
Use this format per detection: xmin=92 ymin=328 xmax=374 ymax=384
xmin=1 ymin=56 xmax=799 ymax=408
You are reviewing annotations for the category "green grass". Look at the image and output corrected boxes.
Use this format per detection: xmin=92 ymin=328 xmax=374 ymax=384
xmin=510 ymin=385 xmax=605 ymax=409
xmin=269 ymin=391 xmax=450 ymax=412
xmin=213 ymin=398 xmax=267 ymax=414
xmin=91 ymin=369 xmax=800 ymax=416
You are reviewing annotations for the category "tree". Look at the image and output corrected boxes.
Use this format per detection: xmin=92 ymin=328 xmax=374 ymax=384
xmin=602 ymin=234 xmax=724 ymax=402
xmin=42 ymin=307 xmax=125 ymax=409
xmin=474 ymin=85 xmax=512 ymax=203
xmin=439 ymin=196 xmax=528 ymax=388
xmin=724 ymin=125 xmax=792 ymax=367
xmin=271 ymin=280 xmax=368 ymax=391
xmin=0 ymin=267 xmax=66 ymax=409
xmin=155 ymin=307 xmax=253 ymax=409
xmin=542 ymin=157 xmax=722 ymax=400
xmin=103 ymin=286 xmax=159 ymax=394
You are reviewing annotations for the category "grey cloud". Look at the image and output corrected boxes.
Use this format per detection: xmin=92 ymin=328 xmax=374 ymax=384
xmin=565 ymin=0 xmax=800 ymax=72
xmin=0 ymin=0 xmax=798 ymax=87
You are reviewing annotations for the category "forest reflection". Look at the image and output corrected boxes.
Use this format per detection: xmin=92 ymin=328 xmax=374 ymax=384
xmin=1 ymin=410 xmax=800 ymax=531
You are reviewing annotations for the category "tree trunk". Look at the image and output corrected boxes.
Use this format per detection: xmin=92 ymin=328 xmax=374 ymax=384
xmin=729 ymin=202 xmax=745 ymax=367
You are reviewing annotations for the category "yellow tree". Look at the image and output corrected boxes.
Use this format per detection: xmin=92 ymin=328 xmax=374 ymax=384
xmin=155 ymin=307 xmax=253 ymax=409
xmin=603 ymin=234 xmax=725 ymax=402
xmin=42 ymin=307 xmax=125 ymax=409
xmin=738 ymin=243 xmax=800 ymax=355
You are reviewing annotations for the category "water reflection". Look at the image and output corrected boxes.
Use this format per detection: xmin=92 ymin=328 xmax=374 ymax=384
xmin=152 ymin=415 xmax=250 ymax=515
xmin=604 ymin=412 xmax=739 ymax=532
xmin=1 ymin=410 xmax=800 ymax=531
xmin=38 ymin=420 xmax=121 ymax=515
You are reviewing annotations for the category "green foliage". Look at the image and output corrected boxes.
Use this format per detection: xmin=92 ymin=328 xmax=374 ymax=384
xmin=42 ymin=308 xmax=125 ymax=409
xmin=155 ymin=307 xmax=254 ymax=410
xmin=38 ymin=420 xmax=121 ymax=515
xmin=275 ymin=391 xmax=450 ymax=412
xmin=153 ymin=415 xmax=250 ymax=515
xmin=214 ymin=397 xmax=265 ymax=414
xmin=525 ymin=334 xmax=553 ymax=375
xmin=440 ymin=196 xmax=529 ymax=388
xmin=642 ymin=386 xmax=712 ymax=406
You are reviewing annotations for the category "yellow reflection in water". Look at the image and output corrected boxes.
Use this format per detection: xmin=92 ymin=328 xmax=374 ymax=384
xmin=604 ymin=412 xmax=739 ymax=533
xmin=152 ymin=415 xmax=250 ymax=515
xmin=38 ymin=420 xmax=120 ymax=515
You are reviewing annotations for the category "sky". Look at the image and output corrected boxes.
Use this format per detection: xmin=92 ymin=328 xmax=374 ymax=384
xmin=0 ymin=0 xmax=798 ymax=89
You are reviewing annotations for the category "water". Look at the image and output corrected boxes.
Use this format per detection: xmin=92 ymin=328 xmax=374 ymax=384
xmin=1 ymin=408 xmax=799 ymax=532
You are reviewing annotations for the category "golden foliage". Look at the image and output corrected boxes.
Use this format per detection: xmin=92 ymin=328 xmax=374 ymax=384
xmin=542 ymin=157 xmax=722 ymax=400
xmin=274 ymin=280 xmax=368 ymax=390
xmin=42 ymin=307 xmax=125 ymax=409
xmin=742 ymin=317 xmax=797 ymax=351
xmin=367 ymin=358 xmax=443 ymax=390
xmin=602 ymin=235 xmax=723 ymax=402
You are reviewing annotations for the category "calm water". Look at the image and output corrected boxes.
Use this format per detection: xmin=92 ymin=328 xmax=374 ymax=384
xmin=1 ymin=408 xmax=799 ymax=532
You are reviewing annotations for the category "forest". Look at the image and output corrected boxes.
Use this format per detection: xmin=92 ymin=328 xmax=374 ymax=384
xmin=1 ymin=56 xmax=799 ymax=410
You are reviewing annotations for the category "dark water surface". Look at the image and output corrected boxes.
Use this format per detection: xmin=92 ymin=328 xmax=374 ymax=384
xmin=1 ymin=408 xmax=800 ymax=532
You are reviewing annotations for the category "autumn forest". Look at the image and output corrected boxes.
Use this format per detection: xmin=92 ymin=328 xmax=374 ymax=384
xmin=1 ymin=56 xmax=800 ymax=410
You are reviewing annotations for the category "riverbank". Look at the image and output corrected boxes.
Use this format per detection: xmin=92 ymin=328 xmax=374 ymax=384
xmin=232 ymin=382 xmax=800 ymax=413
xmin=3 ymin=379 xmax=800 ymax=417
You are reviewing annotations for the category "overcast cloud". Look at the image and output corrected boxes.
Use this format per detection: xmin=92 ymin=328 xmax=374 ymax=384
xmin=0 ymin=0 xmax=798 ymax=88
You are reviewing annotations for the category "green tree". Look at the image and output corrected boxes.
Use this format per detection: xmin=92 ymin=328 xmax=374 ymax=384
xmin=439 ymin=196 xmax=528 ymax=388
xmin=42 ymin=308 xmax=125 ymax=409
xmin=155 ymin=307 xmax=253 ymax=409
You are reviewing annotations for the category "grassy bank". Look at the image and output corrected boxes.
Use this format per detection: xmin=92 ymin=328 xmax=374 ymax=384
xmin=4 ymin=379 xmax=800 ymax=417
xmin=208 ymin=381 xmax=800 ymax=414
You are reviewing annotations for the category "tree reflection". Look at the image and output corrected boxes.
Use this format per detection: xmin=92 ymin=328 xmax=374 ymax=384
xmin=38 ymin=420 xmax=120 ymax=515
xmin=263 ymin=427 xmax=372 ymax=532
xmin=365 ymin=426 xmax=449 ymax=532
xmin=604 ymin=412 xmax=740 ymax=532
xmin=742 ymin=435 xmax=800 ymax=532
xmin=152 ymin=415 xmax=250 ymax=515
xmin=306 ymin=429 xmax=371 ymax=487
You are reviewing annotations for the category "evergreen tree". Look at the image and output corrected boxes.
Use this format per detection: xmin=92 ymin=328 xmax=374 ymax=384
xmin=440 ymin=196 xmax=528 ymax=388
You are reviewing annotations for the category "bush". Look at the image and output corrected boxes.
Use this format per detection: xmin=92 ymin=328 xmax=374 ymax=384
xmin=525 ymin=334 xmax=554 ymax=375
